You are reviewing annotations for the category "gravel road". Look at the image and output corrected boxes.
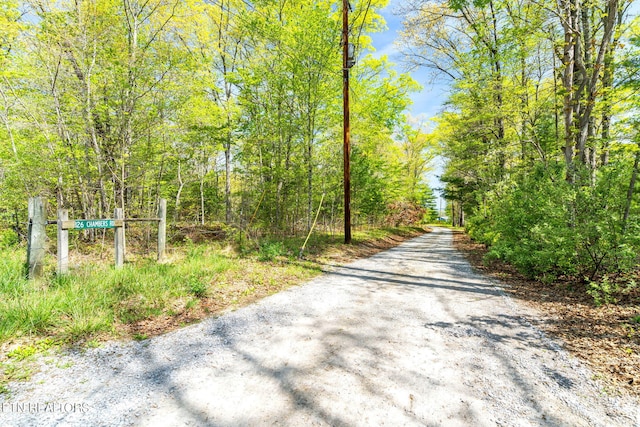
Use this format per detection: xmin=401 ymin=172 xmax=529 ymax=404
xmin=2 ymin=227 xmax=639 ymax=426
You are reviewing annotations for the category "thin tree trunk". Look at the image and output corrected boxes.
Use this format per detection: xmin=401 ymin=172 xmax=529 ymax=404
xmin=175 ymin=159 xmax=184 ymax=222
xmin=560 ymin=0 xmax=577 ymax=182
xmin=622 ymin=148 xmax=640 ymax=235
xmin=201 ymin=176 xmax=206 ymax=226
xmin=600 ymin=6 xmax=624 ymax=167
xmin=225 ymin=137 xmax=232 ymax=223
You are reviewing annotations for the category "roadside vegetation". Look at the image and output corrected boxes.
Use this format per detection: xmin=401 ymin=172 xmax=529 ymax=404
xmin=397 ymin=0 xmax=640 ymax=396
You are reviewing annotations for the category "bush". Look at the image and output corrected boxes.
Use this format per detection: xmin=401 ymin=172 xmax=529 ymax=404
xmin=187 ymin=276 xmax=208 ymax=298
xmin=258 ymin=241 xmax=285 ymax=261
xmin=385 ymin=201 xmax=426 ymax=226
xmin=468 ymin=162 xmax=640 ymax=283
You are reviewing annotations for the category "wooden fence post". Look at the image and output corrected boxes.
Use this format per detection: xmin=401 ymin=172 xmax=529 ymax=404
xmin=57 ymin=209 xmax=69 ymax=275
xmin=114 ymin=208 xmax=124 ymax=268
xmin=26 ymin=197 xmax=47 ymax=279
xmin=157 ymin=199 xmax=167 ymax=262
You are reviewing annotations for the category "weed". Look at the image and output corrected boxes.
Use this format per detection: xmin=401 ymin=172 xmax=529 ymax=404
xmin=587 ymin=276 xmax=619 ymax=306
xmin=62 ymin=313 xmax=112 ymax=341
xmin=0 ymin=229 xmax=18 ymax=248
xmin=185 ymin=298 xmax=199 ymax=310
xmin=258 ymin=241 xmax=285 ymax=261
xmin=35 ymin=338 xmax=57 ymax=351
xmin=187 ymin=277 xmax=208 ymax=298
xmin=51 ymin=273 xmax=74 ymax=289
xmin=186 ymin=243 xmax=204 ymax=260
xmin=133 ymin=333 xmax=148 ymax=341
xmin=241 ymin=286 xmax=257 ymax=297
xmin=625 ymin=325 xmax=637 ymax=339
xmin=2 ymin=363 xmax=31 ymax=381
xmin=7 ymin=346 xmax=37 ymax=361
xmin=632 ymin=316 xmax=640 ymax=324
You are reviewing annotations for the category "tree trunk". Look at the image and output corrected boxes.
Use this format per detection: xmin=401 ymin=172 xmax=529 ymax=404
xmin=622 ymin=147 xmax=640 ymax=235
xmin=175 ymin=159 xmax=184 ymax=222
xmin=225 ymin=137 xmax=232 ymax=223
xmin=201 ymin=176 xmax=206 ymax=226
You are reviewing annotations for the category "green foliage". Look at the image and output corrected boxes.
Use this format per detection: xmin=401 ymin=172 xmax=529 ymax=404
xmin=187 ymin=276 xmax=208 ymax=298
xmin=7 ymin=346 xmax=37 ymax=361
xmin=403 ymin=0 xmax=640 ymax=299
xmin=258 ymin=241 xmax=286 ymax=262
xmin=0 ymin=0 xmax=434 ymax=240
xmin=469 ymin=167 xmax=575 ymax=279
xmin=467 ymin=160 xmax=640 ymax=282
xmin=0 ymin=229 xmax=18 ymax=248
xmin=587 ymin=276 xmax=620 ymax=306
xmin=6 ymin=339 xmax=56 ymax=360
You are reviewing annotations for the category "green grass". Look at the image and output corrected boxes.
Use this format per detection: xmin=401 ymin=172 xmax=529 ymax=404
xmin=0 ymin=244 xmax=242 ymax=344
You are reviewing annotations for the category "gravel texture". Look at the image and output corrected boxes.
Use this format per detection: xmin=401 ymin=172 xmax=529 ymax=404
xmin=1 ymin=227 xmax=639 ymax=426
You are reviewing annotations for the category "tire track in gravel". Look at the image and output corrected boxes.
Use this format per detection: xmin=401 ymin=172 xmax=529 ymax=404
xmin=2 ymin=227 xmax=639 ymax=426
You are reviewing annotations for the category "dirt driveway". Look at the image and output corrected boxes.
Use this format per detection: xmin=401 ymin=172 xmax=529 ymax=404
xmin=2 ymin=227 xmax=639 ymax=426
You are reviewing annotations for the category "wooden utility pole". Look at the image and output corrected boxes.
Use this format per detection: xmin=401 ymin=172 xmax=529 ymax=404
xmin=342 ymin=0 xmax=352 ymax=244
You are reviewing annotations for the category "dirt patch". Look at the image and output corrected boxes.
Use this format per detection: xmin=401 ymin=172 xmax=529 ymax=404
xmin=452 ymin=230 xmax=640 ymax=397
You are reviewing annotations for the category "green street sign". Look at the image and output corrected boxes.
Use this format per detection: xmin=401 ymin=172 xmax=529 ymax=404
xmin=61 ymin=219 xmax=124 ymax=230
xmin=76 ymin=219 xmax=114 ymax=229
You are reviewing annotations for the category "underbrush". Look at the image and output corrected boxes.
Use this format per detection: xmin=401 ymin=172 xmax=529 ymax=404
xmin=466 ymin=165 xmax=640 ymax=296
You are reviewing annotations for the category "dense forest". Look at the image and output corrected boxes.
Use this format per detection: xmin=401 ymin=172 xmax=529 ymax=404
xmin=0 ymin=0 xmax=437 ymax=244
xmin=401 ymin=0 xmax=640 ymax=284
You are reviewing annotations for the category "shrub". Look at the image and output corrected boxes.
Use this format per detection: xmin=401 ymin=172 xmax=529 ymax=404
xmin=385 ymin=201 xmax=426 ymax=226
xmin=258 ymin=241 xmax=285 ymax=261
xmin=468 ymin=162 xmax=640 ymax=284
xmin=187 ymin=276 xmax=208 ymax=298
